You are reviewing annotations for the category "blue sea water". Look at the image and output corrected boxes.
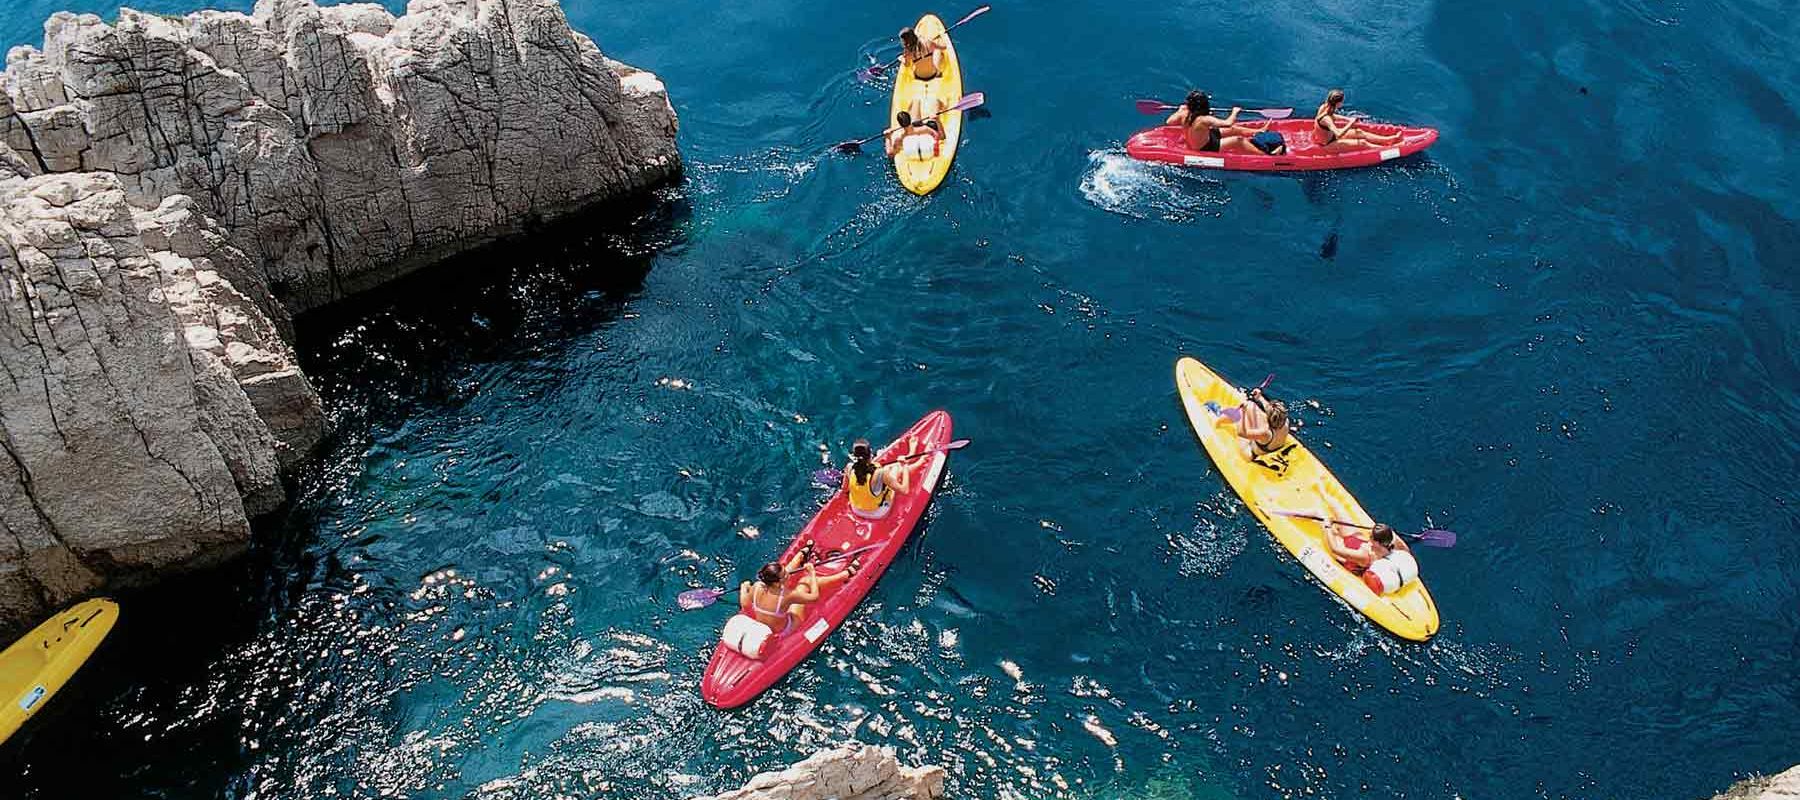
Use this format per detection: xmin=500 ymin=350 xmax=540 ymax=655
xmin=3 ymin=0 xmax=1798 ymax=797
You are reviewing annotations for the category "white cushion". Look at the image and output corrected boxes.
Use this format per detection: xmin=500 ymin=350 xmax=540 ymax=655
xmin=722 ymin=614 xmax=773 ymax=659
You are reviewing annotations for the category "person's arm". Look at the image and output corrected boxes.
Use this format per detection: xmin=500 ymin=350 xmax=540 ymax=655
xmin=789 ymin=564 xmax=822 ymax=603
xmin=1224 ymin=107 xmax=1243 ymax=126
xmin=884 ymin=129 xmax=905 ymax=157
xmin=883 ymin=462 xmax=913 ymax=495
xmin=738 ymin=581 xmax=753 ymax=611
xmin=1165 ymin=108 xmax=1190 ymax=126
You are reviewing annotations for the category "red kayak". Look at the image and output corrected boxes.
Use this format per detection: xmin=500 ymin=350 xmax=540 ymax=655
xmin=700 ymin=410 xmax=954 ymax=709
xmin=1125 ymin=119 xmax=1437 ymax=171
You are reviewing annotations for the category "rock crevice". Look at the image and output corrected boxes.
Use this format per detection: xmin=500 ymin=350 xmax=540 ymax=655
xmin=0 ymin=0 xmax=679 ymax=629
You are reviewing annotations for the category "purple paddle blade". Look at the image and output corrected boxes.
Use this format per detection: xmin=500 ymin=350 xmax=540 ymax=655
xmin=811 ymin=467 xmax=843 ymax=486
xmin=677 ymin=588 xmax=726 ymax=610
xmin=1410 ymin=528 xmax=1457 ymax=547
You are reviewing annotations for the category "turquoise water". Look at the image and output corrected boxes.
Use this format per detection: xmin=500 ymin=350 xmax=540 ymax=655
xmin=4 ymin=0 xmax=1798 ymax=798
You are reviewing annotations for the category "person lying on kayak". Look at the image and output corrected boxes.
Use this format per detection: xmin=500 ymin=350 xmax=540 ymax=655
xmin=739 ymin=545 xmax=854 ymax=634
xmin=1165 ymin=91 xmax=1279 ymax=155
xmin=844 ymin=438 xmax=915 ymax=519
xmin=884 ymin=110 xmax=945 ymax=160
xmin=1313 ymin=88 xmax=1403 ymax=150
xmin=1232 ymin=386 xmax=1291 ymax=457
xmin=899 ymin=25 xmax=948 ymax=80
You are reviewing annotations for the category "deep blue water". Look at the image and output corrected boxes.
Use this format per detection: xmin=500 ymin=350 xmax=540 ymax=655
xmin=4 ymin=0 xmax=1798 ymax=798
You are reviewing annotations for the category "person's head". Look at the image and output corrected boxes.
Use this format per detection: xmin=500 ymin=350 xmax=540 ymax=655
xmin=1266 ymin=399 xmax=1289 ymax=432
xmin=900 ymin=27 xmax=920 ymax=54
xmin=1371 ymin=523 xmax=1396 ymax=548
xmin=757 ymin=562 xmax=784 ymax=586
xmin=1325 ymin=88 xmax=1345 ymax=109
xmin=1185 ymin=90 xmax=1211 ymax=119
xmin=851 ymin=439 xmax=877 ymax=481
xmin=895 ymin=110 xmax=913 ymax=128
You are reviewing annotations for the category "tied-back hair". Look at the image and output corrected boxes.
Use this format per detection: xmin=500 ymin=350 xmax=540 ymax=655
xmin=852 ymin=453 xmax=877 ymax=483
xmin=1266 ymin=399 xmax=1289 ymax=430
xmin=758 ymin=562 xmax=783 ymax=586
xmin=1326 ymin=88 xmax=1346 ymax=108
xmin=1371 ymin=524 xmax=1395 ymax=547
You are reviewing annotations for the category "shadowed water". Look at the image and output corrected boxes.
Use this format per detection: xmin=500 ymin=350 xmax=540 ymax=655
xmin=2 ymin=0 xmax=1797 ymax=798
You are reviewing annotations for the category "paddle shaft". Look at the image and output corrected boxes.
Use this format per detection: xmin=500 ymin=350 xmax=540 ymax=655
xmin=865 ymin=4 xmax=991 ymax=76
xmin=837 ymin=93 xmax=983 ymax=151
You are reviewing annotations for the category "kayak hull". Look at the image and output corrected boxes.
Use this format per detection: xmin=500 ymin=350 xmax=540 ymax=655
xmin=1175 ymin=358 xmax=1438 ymax=640
xmin=701 ymin=410 xmax=954 ymax=708
xmin=890 ymin=13 xmax=964 ymax=195
xmin=0 ymin=598 xmax=119 ymax=744
xmin=1126 ymin=120 xmax=1437 ymax=172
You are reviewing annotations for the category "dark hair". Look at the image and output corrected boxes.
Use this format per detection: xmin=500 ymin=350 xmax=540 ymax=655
xmin=1371 ymin=524 xmax=1395 ymax=547
xmin=1326 ymin=88 xmax=1345 ymax=107
xmin=758 ymin=562 xmax=783 ymax=585
xmin=851 ymin=439 xmax=876 ymax=483
xmin=900 ymin=27 xmax=921 ymax=59
xmin=896 ymin=110 xmax=912 ymax=127
xmin=1185 ymin=90 xmax=1211 ymax=119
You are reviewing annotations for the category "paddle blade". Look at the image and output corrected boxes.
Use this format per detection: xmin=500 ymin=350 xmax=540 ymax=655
xmin=1408 ymin=528 xmax=1457 ymax=548
xmin=951 ymin=4 xmax=992 ymax=28
xmin=1254 ymin=107 xmax=1294 ymax=120
xmin=832 ymin=139 xmax=864 ymax=155
xmin=950 ymin=92 xmax=986 ymax=113
xmin=677 ymin=588 xmax=726 ymax=611
xmin=812 ymin=467 xmax=844 ymax=486
xmin=1136 ymin=99 xmax=1176 ymax=115
xmin=942 ymin=438 xmax=973 ymax=451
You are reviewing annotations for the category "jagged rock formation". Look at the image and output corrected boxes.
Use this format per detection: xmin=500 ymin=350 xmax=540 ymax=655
xmin=0 ymin=0 xmax=679 ymax=630
xmin=1711 ymin=765 xmax=1800 ymax=800
xmin=695 ymin=744 xmax=946 ymax=800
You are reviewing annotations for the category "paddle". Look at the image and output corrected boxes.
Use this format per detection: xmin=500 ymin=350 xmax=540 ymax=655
xmin=856 ymin=4 xmax=992 ymax=82
xmin=676 ymin=543 xmax=883 ymax=610
xmin=1134 ymin=99 xmax=1294 ymax=119
xmin=1267 ymin=509 xmax=1458 ymax=548
xmin=832 ymin=93 xmax=985 ymax=154
xmin=1204 ymin=373 xmax=1276 ymax=423
xmin=812 ymin=438 xmax=972 ymax=485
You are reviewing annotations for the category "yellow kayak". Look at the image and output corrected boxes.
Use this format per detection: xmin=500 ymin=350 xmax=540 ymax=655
xmin=0 ymin=598 xmax=119 ymax=745
xmin=1176 ymin=357 xmax=1439 ymax=640
xmin=890 ymin=13 xmax=964 ymax=195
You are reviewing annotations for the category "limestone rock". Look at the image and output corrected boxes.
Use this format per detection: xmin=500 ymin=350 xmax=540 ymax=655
xmin=0 ymin=0 xmax=676 ymax=632
xmin=2 ymin=0 xmax=681 ymax=312
xmin=1711 ymin=765 xmax=1800 ymax=800
xmin=0 ymin=171 xmax=324 ymax=625
xmin=695 ymin=744 xmax=946 ymax=800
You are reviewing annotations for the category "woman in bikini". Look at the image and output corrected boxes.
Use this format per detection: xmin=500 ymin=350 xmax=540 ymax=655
xmin=899 ymin=26 xmax=948 ymax=81
xmin=1313 ymin=88 xmax=1403 ymax=150
xmin=739 ymin=543 xmax=855 ymax=634
xmin=1165 ymin=90 xmax=1272 ymax=155
xmin=1234 ymin=386 xmax=1291 ymax=459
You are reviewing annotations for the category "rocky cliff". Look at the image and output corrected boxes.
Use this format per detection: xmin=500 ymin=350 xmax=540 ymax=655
xmin=0 ymin=0 xmax=679 ymax=630
xmin=1711 ymin=765 xmax=1800 ymax=800
xmin=694 ymin=744 xmax=946 ymax=800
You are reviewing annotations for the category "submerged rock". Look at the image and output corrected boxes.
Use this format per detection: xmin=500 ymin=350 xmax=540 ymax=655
xmin=0 ymin=0 xmax=679 ymax=630
xmin=694 ymin=743 xmax=946 ymax=800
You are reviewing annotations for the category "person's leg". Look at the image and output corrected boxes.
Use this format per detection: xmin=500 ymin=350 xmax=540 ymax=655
xmin=1221 ymin=136 xmax=1263 ymax=155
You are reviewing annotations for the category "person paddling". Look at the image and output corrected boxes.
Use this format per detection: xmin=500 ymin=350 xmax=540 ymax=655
xmin=844 ymin=438 xmax=915 ymax=519
xmin=1318 ymin=492 xmax=1420 ymax=594
xmin=739 ymin=545 xmax=853 ymax=634
xmin=1165 ymin=90 xmax=1277 ymax=155
xmin=885 ymin=110 xmax=945 ymax=160
xmin=1313 ymin=88 xmax=1403 ymax=150
xmin=1233 ymin=385 xmax=1291 ymax=459
xmin=899 ymin=25 xmax=948 ymax=80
